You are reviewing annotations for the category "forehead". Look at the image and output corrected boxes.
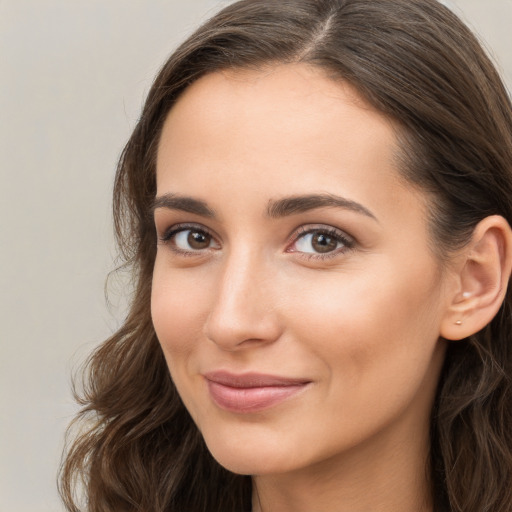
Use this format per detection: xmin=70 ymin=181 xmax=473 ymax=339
xmin=168 ymin=64 xmax=373 ymax=125
xmin=156 ymin=64 xmax=426 ymax=230
xmin=158 ymin=65 xmax=400 ymax=176
xmin=160 ymin=64 xmax=392 ymax=146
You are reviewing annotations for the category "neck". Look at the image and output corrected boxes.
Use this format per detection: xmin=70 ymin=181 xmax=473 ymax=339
xmin=251 ymin=416 xmax=433 ymax=512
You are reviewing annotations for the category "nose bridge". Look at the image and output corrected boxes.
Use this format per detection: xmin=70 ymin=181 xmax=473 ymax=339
xmin=204 ymin=243 xmax=280 ymax=349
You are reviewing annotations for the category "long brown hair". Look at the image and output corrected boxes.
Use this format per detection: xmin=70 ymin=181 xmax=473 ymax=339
xmin=59 ymin=1 xmax=512 ymax=511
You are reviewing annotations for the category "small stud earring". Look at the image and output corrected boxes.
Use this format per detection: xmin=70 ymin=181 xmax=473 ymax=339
xmin=455 ymin=320 xmax=462 ymax=325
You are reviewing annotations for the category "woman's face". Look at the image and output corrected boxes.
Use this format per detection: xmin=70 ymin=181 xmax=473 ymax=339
xmin=151 ymin=64 xmax=452 ymax=477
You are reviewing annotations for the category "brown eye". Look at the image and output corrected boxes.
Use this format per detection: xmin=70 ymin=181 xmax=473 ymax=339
xmin=168 ymin=228 xmax=217 ymax=252
xmin=310 ymin=233 xmax=338 ymax=253
xmin=187 ymin=230 xmax=211 ymax=249
xmin=292 ymin=228 xmax=352 ymax=257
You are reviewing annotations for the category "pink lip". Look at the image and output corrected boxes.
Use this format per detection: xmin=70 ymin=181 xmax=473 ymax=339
xmin=203 ymin=371 xmax=311 ymax=413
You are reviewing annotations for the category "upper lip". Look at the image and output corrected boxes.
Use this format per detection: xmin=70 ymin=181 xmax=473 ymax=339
xmin=203 ymin=370 xmax=311 ymax=388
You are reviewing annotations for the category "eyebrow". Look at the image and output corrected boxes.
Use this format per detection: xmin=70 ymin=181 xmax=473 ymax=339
xmin=152 ymin=193 xmax=216 ymax=217
xmin=152 ymin=192 xmax=377 ymax=221
xmin=266 ymin=193 xmax=377 ymax=221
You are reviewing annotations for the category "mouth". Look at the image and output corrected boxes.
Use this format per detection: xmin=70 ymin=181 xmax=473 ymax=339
xmin=203 ymin=371 xmax=311 ymax=413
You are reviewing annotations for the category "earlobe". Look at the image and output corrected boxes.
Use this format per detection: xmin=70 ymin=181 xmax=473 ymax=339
xmin=440 ymin=215 xmax=512 ymax=341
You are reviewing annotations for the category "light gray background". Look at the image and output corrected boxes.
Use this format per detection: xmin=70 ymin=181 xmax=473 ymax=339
xmin=1 ymin=1 xmax=510 ymax=511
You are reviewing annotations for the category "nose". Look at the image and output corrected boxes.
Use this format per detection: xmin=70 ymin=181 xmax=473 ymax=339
xmin=203 ymin=249 xmax=282 ymax=351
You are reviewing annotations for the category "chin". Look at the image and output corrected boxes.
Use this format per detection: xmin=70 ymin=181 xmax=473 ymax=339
xmin=201 ymin=429 xmax=300 ymax=476
xmin=210 ymin=452 xmax=291 ymax=476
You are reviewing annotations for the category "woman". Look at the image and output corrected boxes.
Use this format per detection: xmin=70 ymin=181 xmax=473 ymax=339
xmin=59 ymin=0 xmax=512 ymax=511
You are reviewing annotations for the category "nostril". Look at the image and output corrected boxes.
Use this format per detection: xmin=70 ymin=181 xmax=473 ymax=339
xmin=202 ymin=255 xmax=283 ymax=349
xmin=203 ymin=302 xmax=282 ymax=351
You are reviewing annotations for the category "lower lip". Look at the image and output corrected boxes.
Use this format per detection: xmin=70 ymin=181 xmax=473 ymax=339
xmin=206 ymin=381 xmax=309 ymax=413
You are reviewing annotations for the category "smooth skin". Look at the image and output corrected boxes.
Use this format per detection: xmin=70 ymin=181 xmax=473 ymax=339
xmin=151 ymin=64 xmax=512 ymax=512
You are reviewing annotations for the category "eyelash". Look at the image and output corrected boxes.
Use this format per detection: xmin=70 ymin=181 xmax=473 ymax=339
xmin=286 ymin=226 xmax=355 ymax=260
xmin=158 ymin=223 xmax=355 ymax=260
xmin=158 ymin=223 xmax=217 ymax=257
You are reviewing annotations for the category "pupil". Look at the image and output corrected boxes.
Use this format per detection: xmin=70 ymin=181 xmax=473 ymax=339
xmin=188 ymin=231 xmax=210 ymax=249
xmin=312 ymin=233 xmax=337 ymax=253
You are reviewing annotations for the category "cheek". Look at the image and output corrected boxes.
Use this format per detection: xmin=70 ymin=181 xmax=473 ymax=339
xmin=151 ymin=262 xmax=211 ymax=363
xmin=151 ymin=264 xmax=215 ymax=428
xmin=285 ymin=258 xmax=443 ymax=396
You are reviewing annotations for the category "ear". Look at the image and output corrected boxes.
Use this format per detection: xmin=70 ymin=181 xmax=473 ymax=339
xmin=441 ymin=215 xmax=512 ymax=341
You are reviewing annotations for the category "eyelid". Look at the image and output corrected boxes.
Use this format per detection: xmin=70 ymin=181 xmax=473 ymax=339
xmin=158 ymin=222 xmax=220 ymax=254
xmin=157 ymin=221 xmax=355 ymax=260
xmin=286 ymin=225 xmax=356 ymax=258
xmin=158 ymin=222 xmax=211 ymax=240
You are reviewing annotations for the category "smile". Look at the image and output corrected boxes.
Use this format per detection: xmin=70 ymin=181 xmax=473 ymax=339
xmin=203 ymin=371 xmax=311 ymax=413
